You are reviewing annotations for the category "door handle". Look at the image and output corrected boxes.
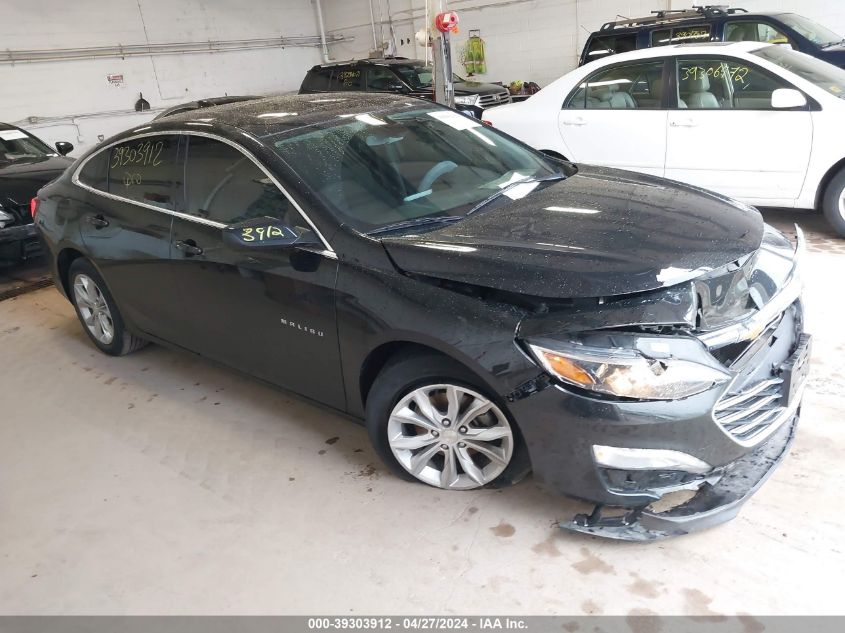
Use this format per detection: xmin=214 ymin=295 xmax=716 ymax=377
xmin=670 ymin=119 xmax=698 ymax=128
xmin=86 ymin=214 xmax=109 ymax=229
xmin=563 ymin=117 xmax=587 ymax=127
xmin=174 ymin=240 xmax=203 ymax=257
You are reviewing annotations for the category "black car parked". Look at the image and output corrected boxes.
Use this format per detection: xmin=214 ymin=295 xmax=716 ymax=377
xmin=300 ymin=57 xmax=512 ymax=111
xmin=580 ymin=5 xmax=845 ymax=69
xmin=34 ymin=94 xmax=809 ymax=540
xmin=0 ymin=123 xmax=74 ymax=263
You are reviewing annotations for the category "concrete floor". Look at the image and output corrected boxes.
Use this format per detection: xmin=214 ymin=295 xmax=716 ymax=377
xmin=1 ymin=209 xmax=843 ymax=616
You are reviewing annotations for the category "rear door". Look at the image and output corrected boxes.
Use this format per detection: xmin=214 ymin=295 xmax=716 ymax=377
xmin=559 ymin=59 xmax=668 ymax=177
xmin=74 ymin=134 xmax=184 ymax=340
xmin=167 ymin=134 xmax=344 ymax=408
xmin=665 ymin=56 xmax=812 ymax=203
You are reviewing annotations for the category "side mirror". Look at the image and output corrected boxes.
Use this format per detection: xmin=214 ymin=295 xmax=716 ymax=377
xmin=55 ymin=141 xmax=74 ymax=156
xmin=223 ymin=217 xmax=318 ymax=250
xmin=771 ymin=88 xmax=807 ymax=109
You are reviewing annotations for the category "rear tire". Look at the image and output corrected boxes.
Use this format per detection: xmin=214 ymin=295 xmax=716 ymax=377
xmin=365 ymin=352 xmax=530 ymax=490
xmin=68 ymin=258 xmax=147 ymax=356
xmin=822 ymin=168 xmax=845 ymax=238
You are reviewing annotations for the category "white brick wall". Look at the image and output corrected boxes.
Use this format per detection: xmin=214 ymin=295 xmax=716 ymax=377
xmin=322 ymin=0 xmax=845 ymax=87
xmin=0 ymin=0 xmax=323 ymax=153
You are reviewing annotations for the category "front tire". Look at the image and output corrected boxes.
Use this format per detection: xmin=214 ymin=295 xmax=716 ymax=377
xmin=822 ymin=168 xmax=845 ymax=237
xmin=68 ymin=258 xmax=147 ymax=356
xmin=365 ymin=352 xmax=529 ymax=490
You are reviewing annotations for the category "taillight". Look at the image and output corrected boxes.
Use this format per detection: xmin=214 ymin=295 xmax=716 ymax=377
xmin=30 ymin=197 xmax=39 ymax=218
xmin=482 ymin=119 xmax=493 ymax=126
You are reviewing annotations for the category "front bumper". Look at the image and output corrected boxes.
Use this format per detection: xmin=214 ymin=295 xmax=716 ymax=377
xmin=0 ymin=223 xmax=42 ymax=261
xmin=561 ymin=412 xmax=798 ymax=541
xmin=508 ymin=300 xmax=808 ymax=540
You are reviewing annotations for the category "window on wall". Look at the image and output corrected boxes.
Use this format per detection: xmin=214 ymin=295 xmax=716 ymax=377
xmin=183 ymin=136 xmax=304 ymax=228
xmin=106 ymin=135 xmax=183 ymax=210
xmin=676 ymin=58 xmax=794 ymax=110
xmin=651 ymin=25 xmax=711 ymax=46
xmin=725 ymin=21 xmax=794 ymax=48
xmin=566 ymin=61 xmax=665 ymax=109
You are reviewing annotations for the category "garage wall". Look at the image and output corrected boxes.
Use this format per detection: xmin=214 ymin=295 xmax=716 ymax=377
xmin=0 ymin=0 xmax=325 ymax=154
xmin=322 ymin=0 xmax=845 ymax=88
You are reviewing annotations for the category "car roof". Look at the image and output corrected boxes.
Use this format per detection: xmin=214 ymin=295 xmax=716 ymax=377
xmin=595 ymin=10 xmax=790 ymax=34
xmin=309 ymin=57 xmax=423 ymax=70
xmin=583 ymin=40 xmax=767 ymax=66
xmin=134 ymin=92 xmax=422 ymax=140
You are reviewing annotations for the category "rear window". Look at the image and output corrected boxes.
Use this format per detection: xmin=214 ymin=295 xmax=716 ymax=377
xmin=302 ymin=68 xmax=333 ymax=91
xmin=584 ymin=34 xmax=637 ymax=61
xmin=651 ymin=25 xmax=711 ymax=46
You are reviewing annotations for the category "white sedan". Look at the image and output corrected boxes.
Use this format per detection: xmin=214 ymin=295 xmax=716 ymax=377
xmin=484 ymin=41 xmax=845 ymax=236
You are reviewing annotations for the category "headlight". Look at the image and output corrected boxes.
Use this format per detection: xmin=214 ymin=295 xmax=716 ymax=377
xmin=526 ymin=335 xmax=730 ymax=401
xmin=0 ymin=208 xmax=12 ymax=229
xmin=454 ymin=95 xmax=480 ymax=106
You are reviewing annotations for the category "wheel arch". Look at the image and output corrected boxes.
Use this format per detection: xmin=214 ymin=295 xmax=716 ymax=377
xmin=56 ymin=247 xmax=87 ymax=298
xmin=814 ymin=156 xmax=845 ymax=209
xmin=358 ymin=338 xmax=503 ymax=412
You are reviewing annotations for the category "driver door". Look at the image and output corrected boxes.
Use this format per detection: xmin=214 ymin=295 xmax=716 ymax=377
xmin=167 ymin=134 xmax=344 ymax=409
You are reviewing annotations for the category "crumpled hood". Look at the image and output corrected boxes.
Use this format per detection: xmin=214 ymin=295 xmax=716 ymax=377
xmin=381 ymin=165 xmax=764 ymax=299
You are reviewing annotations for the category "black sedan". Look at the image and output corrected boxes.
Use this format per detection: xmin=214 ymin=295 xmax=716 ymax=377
xmin=33 ymin=94 xmax=809 ymax=540
xmin=0 ymin=123 xmax=74 ymax=262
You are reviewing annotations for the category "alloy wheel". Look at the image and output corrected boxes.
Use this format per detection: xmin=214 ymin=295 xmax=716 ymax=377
xmin=73 ymin=274 xmax=115 ymax=345
xmin=387 ymin=383 xmax=514 ymax=490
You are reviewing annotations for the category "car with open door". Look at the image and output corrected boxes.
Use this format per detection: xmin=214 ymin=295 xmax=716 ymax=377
xmin=34 ymin=94 xmax=808 ymax=540
xmin=485 ymin=41 xmax=845 ymax=237
xmin=0 ymin=123 xmax=74 ymax=263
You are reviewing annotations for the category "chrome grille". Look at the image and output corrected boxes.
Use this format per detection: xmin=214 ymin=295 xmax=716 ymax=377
xmin=714 ymin=378 xmax=786 ymax=442
xmin=478 ymin=91 xmax=512 ymax=108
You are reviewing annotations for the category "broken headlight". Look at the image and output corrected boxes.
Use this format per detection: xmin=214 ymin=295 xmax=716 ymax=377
xmin=526 ymin=333 xmax=730 ymax=401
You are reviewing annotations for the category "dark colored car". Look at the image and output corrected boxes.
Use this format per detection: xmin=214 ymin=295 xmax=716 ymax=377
xmin=34 ymin=94 xmax=809 ymax=540
xmin=299 ymin=57 xmax=512 ymax=111
xmin=580 ymin=6 xmax=845 ymax=69
xmin=0 ymin=123 xmax=74 ymax=263
xmin=153 ymin=96 xmax=261 ymax=121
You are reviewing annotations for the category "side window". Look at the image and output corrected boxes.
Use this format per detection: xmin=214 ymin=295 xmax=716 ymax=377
xmin=183 ymin=136 xmax=304 ymax=228
xmin=652 ymin=25 xmax=711 ymax=47
xmin=77 ymin=149 xmax=109 ymax=192
xmin=367 ymin=66 xmax=400 ymax=91
xmin=302 ymin=68 xmax=333 ymax=91
xmin=584 ymin=34 xmax=637 ymax=61
xmin=725 ymin=21 xmax=794 ymax=48
xmin=336 ymin=67 xmax=363 ymax=91
xmin=676 ymin=58 xmax=794 ymax=110
xmin=106 ymin=135 xmax=182 ymax=210
xmin=566 ymin=61 xmax=665 ymax=110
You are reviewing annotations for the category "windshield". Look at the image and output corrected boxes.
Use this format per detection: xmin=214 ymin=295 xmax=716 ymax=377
xmin=753 ymin=45 xmax=845 ymax=98
xmin=0 ymin=128 xmax=55 ymax=163
xmin=272 ymin=105 xmax=566 ymax=233
xmin=779 ymin=13 xmax=843 ymax=48
xmin=393 ymin=64 xmax=465 ymax=89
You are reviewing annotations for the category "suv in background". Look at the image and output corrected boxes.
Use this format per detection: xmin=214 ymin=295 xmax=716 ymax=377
xmin=299 ymin=57 xmax=512 ymax=112
xmin=580 ymin=6 xmax=845 ymax=69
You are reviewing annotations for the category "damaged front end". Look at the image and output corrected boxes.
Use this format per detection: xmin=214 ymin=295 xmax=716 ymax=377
xmin=512 ymin=226 xmax=810 ymax=541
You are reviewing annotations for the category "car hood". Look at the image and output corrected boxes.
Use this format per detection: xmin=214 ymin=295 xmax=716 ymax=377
xmin=454 ymin=80 xmax=507 ymax=95
xmin=380 ymin=166 xmax=764 ymax=299
xmin=0 ymin=155 xmax=74 ymax=205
